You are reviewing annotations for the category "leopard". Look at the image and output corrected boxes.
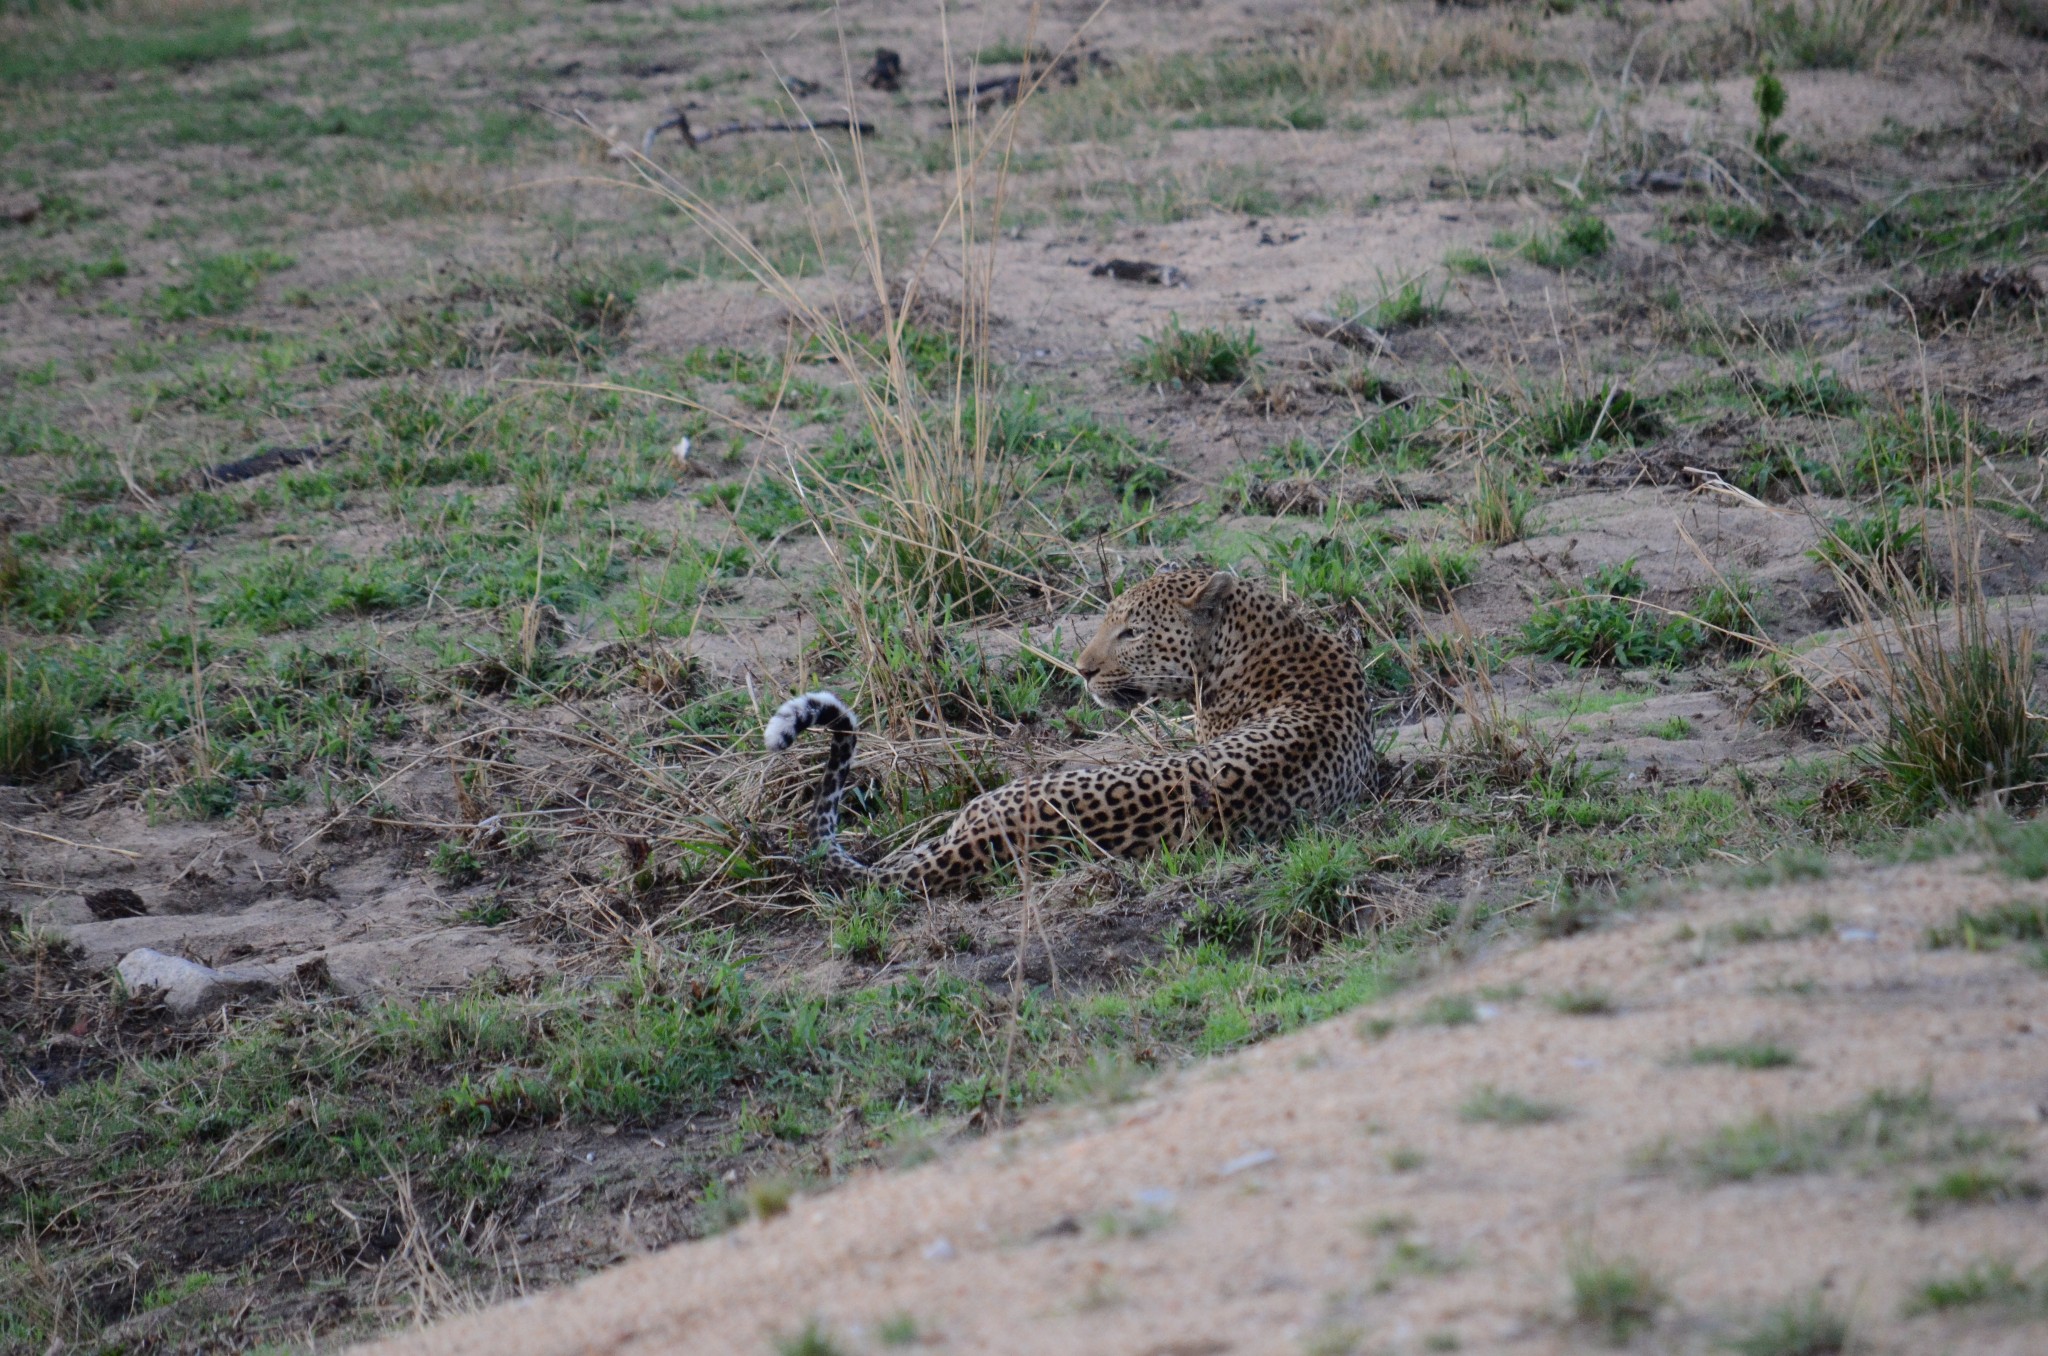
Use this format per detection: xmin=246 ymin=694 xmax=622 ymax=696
xmin=763 ymin=567 xmax=1378 ymax=894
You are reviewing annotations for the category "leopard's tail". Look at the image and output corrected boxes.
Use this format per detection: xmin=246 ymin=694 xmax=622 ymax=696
xmin=764 ymin=691 xmax=878 ymax=875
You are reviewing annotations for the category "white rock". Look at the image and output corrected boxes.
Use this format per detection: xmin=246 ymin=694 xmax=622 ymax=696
xmin=116 ymin=948 xmax=278 ymax=1017
xmin=1219 ymin=1148 xmax=1278 ymax=1176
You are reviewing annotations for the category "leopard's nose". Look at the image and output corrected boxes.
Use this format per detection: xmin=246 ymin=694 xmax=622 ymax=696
xmin=1076 ymin=657 xmax=1100 ymax=681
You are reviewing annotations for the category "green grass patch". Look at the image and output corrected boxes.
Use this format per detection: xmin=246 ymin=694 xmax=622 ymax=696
xmin=1459 ymin=1085 xmax=1566 ymax=1125
xmin=1684 ymin=1040 xmax=1798 ymax=1069
xmin=1686 ymin=1088 xmax=1990 ymax=1184
xmin=155 ymin=250 xmax=293 ymax=321
xmin=1522 ymin=562 xmax=1700 ymax=668
xmin=1904 ymin=1258 xmax=2047 ymax=1316
xmin=1522 ymin=383 xmax=1661 ymax=458
xmin=1415 ymin=993 xmax=1478 ymax=1026
xmin=1854 ymin=174 xmax=2048 ymax=268
xmin=1336 ymin=273 xmax=1445 ymax=331
xmin=1907 ymin=1164 xmax=2044 ymax=1220
xmin=1516 ymin=214 xmax=1612 ymax=269
xmin=1728 ymin=1293 xmax=1850 ymax=1356
xmin=1568 ymin=1248 xmax=1665 ymax=1346
xmin=0 ymin=667 xmax=78 ymax=780
xmin=1125 ymin=316 xmax=1261 ymax=387
xmin=1925 ymin=899 xmax=2046 ymax=951
xmin=0 ymin=8 xmax=300 ymax=85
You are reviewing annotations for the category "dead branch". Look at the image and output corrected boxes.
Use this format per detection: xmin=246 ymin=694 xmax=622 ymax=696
xmin=642 ymin=109 xmax=876 ymax=153
xmin=1294 ymin=309 xmax=1391 ymax=358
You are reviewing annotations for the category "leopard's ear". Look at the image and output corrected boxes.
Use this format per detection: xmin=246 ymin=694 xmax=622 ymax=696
xmin=1184 ymin=570 xmax=1235 ymax=632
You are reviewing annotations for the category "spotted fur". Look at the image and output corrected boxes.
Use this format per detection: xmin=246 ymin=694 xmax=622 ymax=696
xmin=764 ymin=568 xmax=1378 ymax=893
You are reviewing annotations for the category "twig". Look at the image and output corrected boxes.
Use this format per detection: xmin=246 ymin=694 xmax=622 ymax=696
xmin=115 ymin=428 xmax=159 ymax=512
xmin=1294 ymin=310 xmax=1389 ymax=357
xmin=643 ymin=109 xmax=876 ymax=153
xmin=1726 ymin=141 xmax=1811 ymax=210
xmin=0 ymin=821 xmax=142 ymax=859
xmin=1681 ymin=466 xmax=1788 ymax=514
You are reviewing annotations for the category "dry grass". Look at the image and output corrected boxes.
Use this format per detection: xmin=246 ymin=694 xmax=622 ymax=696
xmin=1727 ymin=0 xmax=1939 ymax=70
xmin=1823 ymin=425 xmax=2045 ymax=812
xmin=1302 ymin=0 xmax=1542 ymax=88
xmin=610 ymin=48 xmax=1079 ymax=735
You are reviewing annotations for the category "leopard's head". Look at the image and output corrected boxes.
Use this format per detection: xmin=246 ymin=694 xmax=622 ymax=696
xmin=1074 ymin=569 xmax=1234 ymax=710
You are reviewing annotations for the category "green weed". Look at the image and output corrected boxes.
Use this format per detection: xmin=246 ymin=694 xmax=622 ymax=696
xmin=1126 ymin=316 xmax=1261 ymax=387
xmin=1864 ymin=610 xmax=2042 ymax=814
xmin=1259 ymin=530 xmax=1400 ymax=611
xmin=1337 ymin=272 xmax=1445 ymax=331
xmin=877 ymin=1313 xmax=921 ymax=1345
xmin=1733 ymin=653 xmax=1813 ymax=729
xmin=1692 ymin=576 xmax=1765 ymax=650
xmin=1462 ymin=461 xmax=1531 ymax=545
xmin=1752 ymin=62 xmax=1789 ymax=160
xmin=1341 ymin=402 xmax=1442 ymax=471
xmin=430 ymin=842 xmax=484 ymax=886
xmin=1688 ymin=1088 xmax=1984 ymax=1184
xmin=1384 ymin=544 xmax=1475 ymax=607
xmin=1523 ymin=384 xmax=1661 ymax=458
xmin=1925 ymin=899 xmax=2046 ymax=951
xmin=0 ymin=667 xmax=77 ymax=779
xmin=1728 ymin=1293 xmax=1849 ymax=1356
xmin=1518 ymin=214 xmax=1612 ymax=269
xmin=775 ymin=1319 xmax=847 ymax=1356
xmin=1522 ymin=563 xmax=1700 ymax=668
xmin=1459 ymin=1086 xmax=1566 ymax=1125
xmin=1254 ymin=829 xmax=1372 ymax=946
xmin=1854 ymin=173 xmax=2048 ymax=267
xmin=1907 ymin=1165 xmax=2043 ymax=1220
xmin=1753 ymin=367 xmax=1861 ymax=418
xmin=1685 ymin=1040 xmax=1798 ymax=1069
xmin=1568 ymin=1249 xmax=1665 ymax=1346
xmin=155 ymin=250 xmax=293 ymax=320
xmin=1904 ymin=1258 xmax=2045 ymax=1315
xmin=1416 ymin=993 xmax=1478 ymax=1026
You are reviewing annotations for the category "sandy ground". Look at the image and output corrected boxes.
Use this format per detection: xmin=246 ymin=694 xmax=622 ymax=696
xmin=357 ymin=855 xmax=2048 ymax=1356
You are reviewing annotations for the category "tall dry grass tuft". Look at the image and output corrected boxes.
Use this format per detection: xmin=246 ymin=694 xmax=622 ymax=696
xmin=1302 ymin=0 xmax=1540 ymax=87
xmin=612 ymin=28 xmax=1082 ymax=733
xmin=1731 ymin=0 xmax=1936 ymax=70
xmin=1820 ymin=412 xmax=2045 ymax=812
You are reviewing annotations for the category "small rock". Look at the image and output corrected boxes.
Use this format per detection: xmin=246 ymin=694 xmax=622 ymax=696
xmin=116 ymin=948 xmax=278 ymax=1017
xmin=0 ymin=192 xmax=40 ymax=225
xmin=1836 ymin=927 xmax=1878 ymax=943
xmin=1132 ymin=1187 xmax=1177 ymax=1209
xmin=922 ymin=1237 xmax=956 ymax=1261
xmin=84 ymin=887 xmax=148 ymax=920
xmin=1219 ymin=1148 xmax=1277 ymax=1176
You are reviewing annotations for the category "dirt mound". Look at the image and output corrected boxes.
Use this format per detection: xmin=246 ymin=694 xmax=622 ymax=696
xmin=359 ymin=856 xmax=2048 ymax=1356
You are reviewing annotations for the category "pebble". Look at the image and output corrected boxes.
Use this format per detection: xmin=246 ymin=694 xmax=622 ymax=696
xmin=1219 ymin=1149 xmax=1277 ymax=1176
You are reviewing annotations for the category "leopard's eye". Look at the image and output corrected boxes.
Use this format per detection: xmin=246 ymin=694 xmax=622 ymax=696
xmin=1116 ymin=627 xmax=1135 ymax=641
